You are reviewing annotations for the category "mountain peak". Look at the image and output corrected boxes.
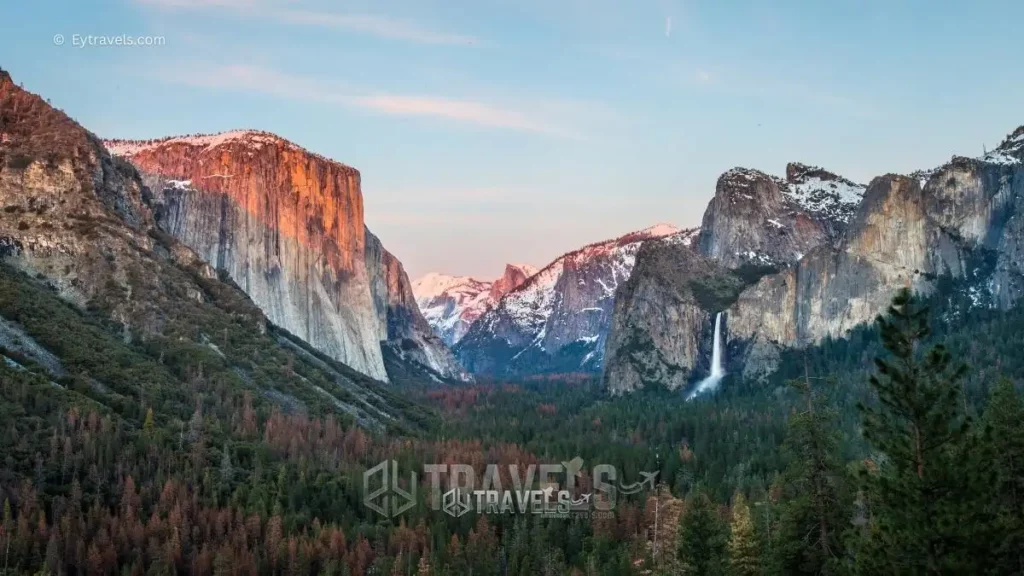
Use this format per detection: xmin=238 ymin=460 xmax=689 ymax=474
xmin=982 ymin=125 xmax=1024 ymax=165
xmin=639 ymin=223 xmax=681 ymax=237
xmin=785 ymin=162 xmax=857 ymax=186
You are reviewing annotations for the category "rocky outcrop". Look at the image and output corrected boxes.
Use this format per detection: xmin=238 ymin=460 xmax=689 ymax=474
xmin=413 ymin=263 xmax=536 ymax=346
xmin=106 ymin=130 xmax=468 ymax=382
xmin=106 ymin=132 xmax=390 ymax=380
xmin=364 ymin=229 xmax=470 ymax=381
xmin=606 ymin=126 xmax=1024 ymax=393
xmin=0 ymin=68 xmax=161 ymax=326
xmin=697 ymin=168 xmax=835 ymax=268
xmin=0 ymin=68 xmax=425 ymax=428
xmin=490 ymin=264 xmax=535 ymax=302
xmin=603 ymin=230 xmax=728 ymax=393
xmin=456 ymin=224 xmax=683 ymax=377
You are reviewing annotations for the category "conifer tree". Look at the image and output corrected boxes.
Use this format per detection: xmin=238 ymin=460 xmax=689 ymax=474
xmin=677 ymin=490 xmax=725 ymax=576
xmin=773 ymin=374 xmax=847 ymax=575
xmin=852 ymin=288 xmax=993 ymax=574
xmin=726 ymin=492 xmax=760 ymax=576
xmin=982 ymin=378 xmax=1024 ymax=574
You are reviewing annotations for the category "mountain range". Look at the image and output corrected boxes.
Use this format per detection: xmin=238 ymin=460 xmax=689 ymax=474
xmin=412 ymin=263 xmax=537 ymax=346
xmin=5 ymin=62 xmax=1024 ymax=401
xmin=605 ymin=128 xmax=1024 ymax=393
xmin=451 ymin=223 xmax=684 ymax=377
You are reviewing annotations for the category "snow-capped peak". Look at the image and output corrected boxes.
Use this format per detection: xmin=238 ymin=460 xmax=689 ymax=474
xmin=780 ymin=162 xmax=865 ymax=225
xmin=979 ymin=125 xmax=1024 ymax=166
xmin=411 ymin=272 xmax=483 ymax=302
xmin=413 ymin=264 xmax=537 ymax=346
xmin=638 ymin=223 xmax=681 ymax=238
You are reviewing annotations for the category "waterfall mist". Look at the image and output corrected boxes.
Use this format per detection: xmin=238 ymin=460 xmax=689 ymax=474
xmin=687 ymin=311 xmax=725 ymax=400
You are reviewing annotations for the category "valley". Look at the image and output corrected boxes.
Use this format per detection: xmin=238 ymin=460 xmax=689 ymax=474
xmin=2 ymin=51 xmax=1024 ymax=576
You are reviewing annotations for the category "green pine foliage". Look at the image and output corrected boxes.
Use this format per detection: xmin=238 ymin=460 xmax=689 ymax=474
xmin=850 ymin=288 xmax=995 ymax=574
xmin=982 ymin=379 xmax=1024 ymax=575
xmin=678 ymin=490 xmax=727 ymax=576
xmin=771 ymin=376 xmax=848 ymax=575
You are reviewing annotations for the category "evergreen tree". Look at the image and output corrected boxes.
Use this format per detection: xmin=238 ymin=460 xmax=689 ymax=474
xmin=982 ymin=379 xmax=1024 ymax=575
xmin=677 ymin=490 xmax=726 ymax=576
xmin=772 ymin=375 xmax=847 ymax=575
xmin=726 ymin=492 xmax=760 ymax=576
xmin=851 ymin=288 xmax=993 ymax=574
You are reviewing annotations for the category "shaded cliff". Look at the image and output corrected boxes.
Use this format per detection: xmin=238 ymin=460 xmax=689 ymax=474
xmin=365 ymin=229 xmax=470 ymax=381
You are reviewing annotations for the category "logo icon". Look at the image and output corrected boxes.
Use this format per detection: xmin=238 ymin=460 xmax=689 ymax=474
xmin=442 ymin=488 xmax=473 ymax=518
xmin=363 ymin=460 xmax=416 ymax=518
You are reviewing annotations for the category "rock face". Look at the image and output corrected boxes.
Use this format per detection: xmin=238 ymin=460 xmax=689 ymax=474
xmin=455 ymin=224 xmax=683 ymax=377
xmin=413 ymin=263 xmax=536 ymax=346
xmin=0 ymin=68 xmax=424 ymax=429
xmin=697 ymin=167 xmax=862 ymax=268
xmin=0 ymin=68 xmax=160 ymax=327
xmin=605 ymin=127 xmax=1024 ymax=393
xmin=603 ymin=230 xmax=727 ymax=393
xmin=105 ymin=131 xmax=468 ymax=382
xmin=364 ymin=229 xmax=470 ymax=381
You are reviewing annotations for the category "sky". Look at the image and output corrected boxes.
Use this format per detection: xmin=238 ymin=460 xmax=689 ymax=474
xmin=3 ymin=0 xmax=1022 ymax=279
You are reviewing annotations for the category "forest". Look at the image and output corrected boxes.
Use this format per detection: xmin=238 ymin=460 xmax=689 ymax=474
xmin=1 ymin=254 xmax=1024 ymax=575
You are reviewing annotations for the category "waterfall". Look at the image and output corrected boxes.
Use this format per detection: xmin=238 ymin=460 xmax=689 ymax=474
xmin=687 ymin=312 xmax=725 ymax=400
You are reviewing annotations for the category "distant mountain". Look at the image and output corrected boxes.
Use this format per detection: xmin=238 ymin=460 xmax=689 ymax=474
xmin=413 ymin=263 xmax=537 ymax=346
xmin=104 ymin=130 xmax=469 ymax=383
xmin=605 ymin=126 xmax=1024 ymax=394
xmin=454 ymin=224 xmax=686 ymax=377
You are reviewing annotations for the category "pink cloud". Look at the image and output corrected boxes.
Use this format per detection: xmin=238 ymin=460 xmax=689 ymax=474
xmin=167 ymin=64 xmax=581 ymax=137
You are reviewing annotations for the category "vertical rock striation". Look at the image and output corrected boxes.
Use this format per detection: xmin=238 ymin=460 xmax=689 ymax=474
xmin=365 ymin=229 xmax=470 ymax=381
xmin=106 ymin=131 xmax=470 ymax=382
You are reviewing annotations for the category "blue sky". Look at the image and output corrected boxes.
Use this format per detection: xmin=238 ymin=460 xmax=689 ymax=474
xmin=3 ymin=0 xmax=1022 ymax=278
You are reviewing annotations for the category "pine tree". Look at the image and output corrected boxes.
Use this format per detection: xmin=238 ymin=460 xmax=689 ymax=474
xmin=982 ymin=378 xmax=1024 ymax=574
xmin=143 ymin=408 xmax=155 ymax=434
xmin=726 ymin=492 xmax=760 ymax=576
xmin=852 ymin=288 xmax=994 ymax=574
xmin=677 ymin=490 xmax=725 ymax=576
xmin=772 ymin=374 xmax=847 ymax=575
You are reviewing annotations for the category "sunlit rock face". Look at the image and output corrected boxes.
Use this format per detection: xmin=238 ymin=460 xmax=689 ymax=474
xmin=106 ymin=130 xmax=469 ymax=382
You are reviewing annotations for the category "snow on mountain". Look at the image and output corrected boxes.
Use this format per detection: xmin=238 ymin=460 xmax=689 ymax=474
xmin=454 ymin=224 xmax=679 ymax=376
xmin=780 ymin=163 xmax=866 ymax=228
xmin=413 ymin=264 xmax=536 ymax=346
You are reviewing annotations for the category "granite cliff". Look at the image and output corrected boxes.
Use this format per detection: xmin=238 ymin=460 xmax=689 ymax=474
xmin=605 ymin=129 xmax=1024 ymax=394
xmin=0 ymin=67 xmax=422 ymax=427
xmin=455 ymin=224 xmax=683 ymax=377
xmin=104 ymin=131 xmax=468 ymax=382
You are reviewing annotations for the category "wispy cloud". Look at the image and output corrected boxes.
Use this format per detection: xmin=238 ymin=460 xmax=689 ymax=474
xmin=163 ymin=64 xmax=581 ymax=137
xmin=278 ymin=10 xmax=476 ymax=45
xmin=136 ymin=0 xmax=476 ymax=45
